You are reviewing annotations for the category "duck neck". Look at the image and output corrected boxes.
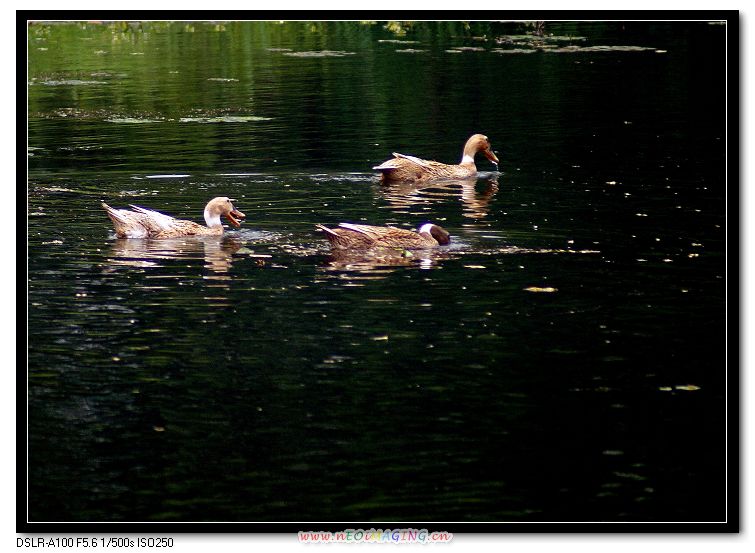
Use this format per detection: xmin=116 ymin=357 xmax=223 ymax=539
xmin=460 ymin=143 xmax=478 ymax=166
xmin=418 ymin=223 xmax=436 ymax=242
xmin=204 ymin=208 xmax=222 ymax=228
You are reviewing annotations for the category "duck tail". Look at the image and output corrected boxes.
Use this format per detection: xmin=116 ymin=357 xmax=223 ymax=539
xmin=102 ymin=202 xmax=133 ymax=238
xmin=315 ymin=224 xmax=338 ymax=236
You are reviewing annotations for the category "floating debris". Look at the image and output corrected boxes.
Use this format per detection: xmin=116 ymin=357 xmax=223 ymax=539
xmin=674 ymin=384 xmax=701 ymax=391
xmin=659 ymin=385 xmax=701 ymax=392
xmin=524 ymin=286 xmax=558 ymax=293
xmin=207 ymin=77 xmax=239 ymax=82
xmin=395 ymin=49 xmax=427 ymax=54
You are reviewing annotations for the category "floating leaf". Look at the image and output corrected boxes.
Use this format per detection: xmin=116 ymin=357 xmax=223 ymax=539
xmin=524 ymin=286 xmax=558 ymax=293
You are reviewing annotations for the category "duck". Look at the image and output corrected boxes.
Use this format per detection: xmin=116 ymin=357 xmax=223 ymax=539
xmin=102 ymin=196 xmax=245 ymax=239
xmin=373 ymin=134 xmax=499 ymax=183
xmin=316 ymin=222 xmax=450 ymax=250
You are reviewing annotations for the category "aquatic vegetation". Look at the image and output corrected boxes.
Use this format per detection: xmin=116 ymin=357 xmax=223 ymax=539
xmin=282 ymin=50 xmax=356 ymax=58
xmin=105 ymin=118 xmax=165 ymax=124
xmin=377 ymin=39 xmax=420 ymax=44
xmin=448 ymin=46 xmax=486 ymax=52
xmin=546 ymin=45 xmax=658 ymax=53
xmin=491 ymin=48 xmax=537 ymax=54
xmin=38 ymin=79 xmax=107 ymax=86
xmin=177 ymin=115 xmax=272 ymax=123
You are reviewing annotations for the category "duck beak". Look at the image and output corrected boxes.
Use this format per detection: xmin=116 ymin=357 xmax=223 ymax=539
xmin=484 ymin=148 xmax=499 ymax=166
xmin=226 ymin=208 xmax=245 ymax=228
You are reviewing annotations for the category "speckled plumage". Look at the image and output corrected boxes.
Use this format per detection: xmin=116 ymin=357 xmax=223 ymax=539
xmin=373 ymin=134 xmax=499 ymax=183
xmin=316 ymin=222 xmax=451 ymax=250
xmin=102 ymin=197 xmax=245 ymax=239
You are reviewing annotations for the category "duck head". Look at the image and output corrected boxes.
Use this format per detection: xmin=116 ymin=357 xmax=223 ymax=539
xmin=204 ymin=197 xmax=246 ymax=228
xmin=462 ymin=134 xmax=499 ymax=167
xmin=418 ymin=223 xmax=451 ymax=245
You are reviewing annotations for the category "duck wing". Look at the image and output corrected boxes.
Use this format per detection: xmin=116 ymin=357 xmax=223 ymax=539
xmin=337 ymin=223 xmax=425 ymax=248
xmin=373 ymin=152 xmax=435 ymax=170
xmin=391 ymin=153 xmax=436 ymax=168
xmin=337 ymin=223 xmax=395 ymax=241
xmin=128 ymin=204 xmax=207 ymax=237
xmin=102 ymin=203 xmax=162 ymax=238
xmin=128 ymin=204 xmax=179 ymax=232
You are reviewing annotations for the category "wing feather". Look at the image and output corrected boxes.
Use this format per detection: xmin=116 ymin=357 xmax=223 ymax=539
xmin=128 ymin=205 xmax=177 ymax=231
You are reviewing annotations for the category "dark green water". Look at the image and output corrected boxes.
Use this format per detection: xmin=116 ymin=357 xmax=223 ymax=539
xmin=27 ymin=21 xmax=727 ymax=523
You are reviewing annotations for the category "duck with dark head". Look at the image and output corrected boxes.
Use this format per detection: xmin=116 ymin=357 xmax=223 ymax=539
xmin=316 ymin=222 xmax=451 ymax=250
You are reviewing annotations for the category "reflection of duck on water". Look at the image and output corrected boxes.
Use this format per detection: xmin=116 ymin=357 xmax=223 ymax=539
xmin=320 ymin=246 xmax=445 ymax=274
xmin=379 ymin=176 xmax=499 ymax=219
xmin=107 ymin=235 xmax=242 ymax=275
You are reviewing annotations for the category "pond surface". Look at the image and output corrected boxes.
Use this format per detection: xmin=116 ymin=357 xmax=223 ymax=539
xmin=27 ymin=20 xmax=727 ymax=523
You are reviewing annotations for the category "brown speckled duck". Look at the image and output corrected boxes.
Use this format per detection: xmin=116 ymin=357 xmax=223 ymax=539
xmin=316 ymin=222 xmax=450 ymax=250
xmin=373 ymin=134 xmax=499 ymax=183
xmin=102 ymin=197 xmax=245 ymax=239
